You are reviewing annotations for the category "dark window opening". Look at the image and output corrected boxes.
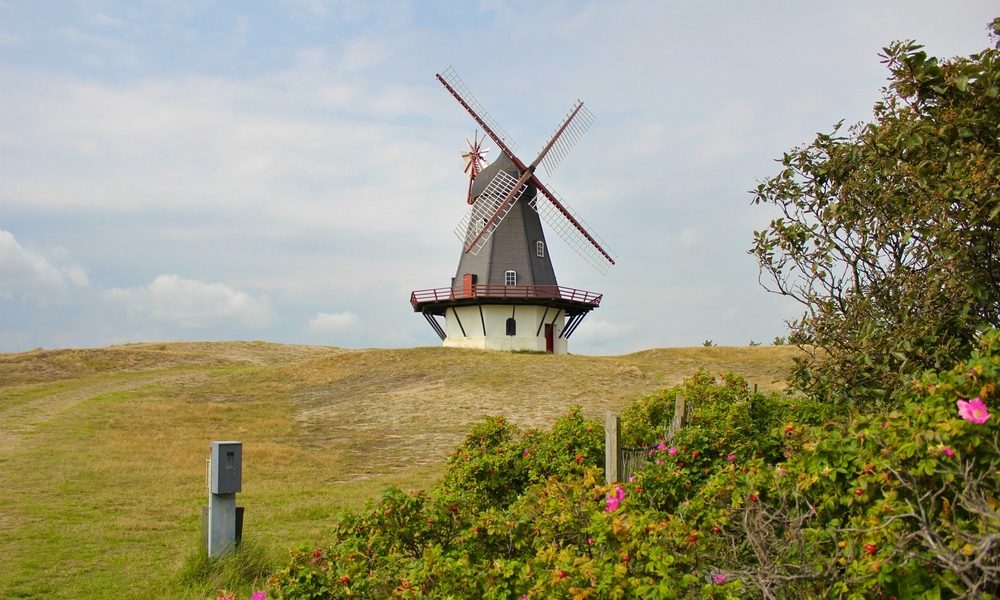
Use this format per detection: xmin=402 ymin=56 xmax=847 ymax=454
xmin=505 ymin=318 xmax=516 ymax=336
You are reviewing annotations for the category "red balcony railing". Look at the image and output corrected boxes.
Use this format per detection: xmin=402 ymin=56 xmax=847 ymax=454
xmin=410 ymin=284 xmax=602 ymax=309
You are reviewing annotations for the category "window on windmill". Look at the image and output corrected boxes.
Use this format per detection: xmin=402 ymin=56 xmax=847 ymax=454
xmin=536 ymin=241 xmax=545 ymax=258
xmin=506 ymin=318 xmax=516 ymax=336
xmin=505 ymin=270 xmax=517 ymax=286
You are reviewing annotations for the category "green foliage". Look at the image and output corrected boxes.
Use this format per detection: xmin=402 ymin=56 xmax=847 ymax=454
xmin=751 ymin=19 xmax=1000 ymax=409
xmin=440 ymin=410 xmax=604 ymax=511
xmin=269 ymin=333 xmax=999 ymax=598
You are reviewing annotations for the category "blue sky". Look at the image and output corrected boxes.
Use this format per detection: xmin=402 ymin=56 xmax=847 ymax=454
xmin=1 ymin=1 xmax=997 ymax=354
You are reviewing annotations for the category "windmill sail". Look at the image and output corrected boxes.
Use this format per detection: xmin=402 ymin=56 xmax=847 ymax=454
xmin=538 ymin=101 xmax=595 ymax=177
xmin=453 ymin=169 xmax=528 ymax=254
xmin=438 ymin=67 xmax=616 ymax=272
xmin=530 ymin=190 xmax=617 ymax=274
xmin=438 ymin=67 xmax=519 ymax=157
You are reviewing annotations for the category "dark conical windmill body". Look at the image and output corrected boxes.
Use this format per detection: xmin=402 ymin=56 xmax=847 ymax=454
xmin=410 ymin=68 xmax=615 ymax=354
xmin=454 ymin=152 xmax=557 ymax=289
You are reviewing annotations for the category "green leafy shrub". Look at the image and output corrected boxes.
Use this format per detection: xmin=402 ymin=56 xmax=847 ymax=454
xmin=269 ymin=333 xmax=998 ymax=598
xmin=751 ymin=18 xmax=1000 ymax=409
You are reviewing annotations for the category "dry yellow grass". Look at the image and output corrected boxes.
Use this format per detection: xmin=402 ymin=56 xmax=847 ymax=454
xmin=0 ymin=341 xmax=800 ymax=598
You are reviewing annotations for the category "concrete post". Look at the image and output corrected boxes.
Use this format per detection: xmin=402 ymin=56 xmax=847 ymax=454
xmin=208 ymin=492 xmax=237 ymax=557
xmin=206 ymin=441 xmax=242 ymax=557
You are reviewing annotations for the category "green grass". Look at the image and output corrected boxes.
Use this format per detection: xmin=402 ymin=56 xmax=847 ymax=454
xmin=0 ymin=341 xmax=800 ymax=599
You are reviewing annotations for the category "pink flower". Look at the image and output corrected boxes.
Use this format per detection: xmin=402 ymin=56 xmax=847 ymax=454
xmin=628 ymin=475 xmax=636 ymax=483
xmin=605 ymin=485 xmax=626 ymax=512
xmin=667 ymin=447 xmax=678 ymax=456
xmin=941 ymin=446 xmax=955 ymax=457
xmin=655 ymin=459 xmax=663 ymax=465
xmin=712 ymin=573 xmax=727 ymax=585
xmin=957 ymin=397 xmax=991 ymax=424
xmin=777 ymin=468 xmax=787 ymax=477
xmin=251 ymin=593 xmax=266 ymax=600
xmin=657 ymin=442 xmax=667 ymax=452
xmin=881 ymin=421 xmax=888 ymax=429
xmin=587 ymin=536 xmax=594 ymax=545
xmin=726 ymin=454 xmax=736 ymax=462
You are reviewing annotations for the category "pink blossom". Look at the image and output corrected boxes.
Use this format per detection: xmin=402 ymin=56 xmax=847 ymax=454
xmin=655 ymin=459 xmax=663 ymax=465
xmin=777 ymin=468 xmax=787 ymax=477
xmin=712 ymin=573 xmax=727 ymax=584
xmin=628 ymin=475 xmax=636 ymax=483
xmin=881 ymin=421 xmax=888 ymax=429
xmin=667 ymin=446 xmax=678 ymax=456
xmin=957 ymin=397 xmax=991 ymax=424
xmin=605 ymin=485 xmax=626 ymax=512
xmin=587 ymin=536 xmax=594 ymax=545
xmin=941 ymin=446 xmax=955 ymax=458
xmin=726 ymin=454 xmax=736 ymax=462
xmin=251 ymin=593 xmax=266 ymax=600
xmin=657 ymin=442 xmax=667 ymax=452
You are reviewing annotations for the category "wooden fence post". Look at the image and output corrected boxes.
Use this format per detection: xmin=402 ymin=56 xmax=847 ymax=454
xmin=604 ymin=412 xmax=621 ymax=485
xmin=667 ymin=394 xmax=687 ymax=443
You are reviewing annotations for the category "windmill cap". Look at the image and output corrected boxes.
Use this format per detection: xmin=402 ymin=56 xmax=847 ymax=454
xmin=470 ymin=153 xmax=534 ymax=200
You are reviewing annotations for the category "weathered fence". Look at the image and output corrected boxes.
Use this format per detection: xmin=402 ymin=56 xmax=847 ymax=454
xmin=604 ymin=394 xmax=688 ymax=485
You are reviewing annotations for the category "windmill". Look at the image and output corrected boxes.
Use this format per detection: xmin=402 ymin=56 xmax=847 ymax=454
xmin=410 ymin=67 xmax=616 ymax=353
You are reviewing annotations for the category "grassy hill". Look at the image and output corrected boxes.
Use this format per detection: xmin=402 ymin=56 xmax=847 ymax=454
xmin=0 ymin=342 xmax=800 ymax=598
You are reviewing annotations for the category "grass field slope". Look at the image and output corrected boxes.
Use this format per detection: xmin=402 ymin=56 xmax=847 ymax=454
xmin=0 ymin=341 xmax=798 ymax=598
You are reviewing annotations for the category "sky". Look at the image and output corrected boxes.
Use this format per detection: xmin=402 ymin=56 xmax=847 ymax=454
xmin=1 ymin=1 xmax=997 ymax=355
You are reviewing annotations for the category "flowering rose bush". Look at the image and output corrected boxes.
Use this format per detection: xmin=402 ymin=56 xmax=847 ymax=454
xmin=269 ymin=332 xmax=1000 ymax=598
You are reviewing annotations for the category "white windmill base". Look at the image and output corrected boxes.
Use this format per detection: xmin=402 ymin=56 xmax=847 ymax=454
xmin=442 ymin=305 xmax=569 ymax=354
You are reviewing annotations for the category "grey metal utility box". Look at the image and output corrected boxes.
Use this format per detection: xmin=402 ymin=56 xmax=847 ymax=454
xmin=210 ymin=441 xmax=242 ymax=494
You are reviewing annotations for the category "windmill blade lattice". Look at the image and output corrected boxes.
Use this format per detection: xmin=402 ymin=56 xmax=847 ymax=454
xmin=454 ymin=169 xmax=528 ymax=254
xmin=439 ymin=66 xmax=615 ymax=273
xmin=539 ymin=101 xmax=595 ymax=177
xmin=530 ymin=190 xmax=617 ymax=274
xmin=439 ymin=67 xmax=519 ymax=155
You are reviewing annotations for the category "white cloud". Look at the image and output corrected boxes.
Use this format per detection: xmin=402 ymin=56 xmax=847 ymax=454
xmin=341 ymin=37 xmax=390 ymax=72
xmin=570 ymin=318 xmax=636 ymax=344
xmin=89 ymin=12 xmax=128 ymax=28
xmin=690 ymin=102 xmax=755 ymax=163
xmin=308 ymin=311 xmax=360 ymax=333
xmin=0 ymin=230 xmax=89 ymax=303
xmin=678 ymin=226 xmax=699 ymax=249
xmin=106 ymin=274 xmax=275 ymax=329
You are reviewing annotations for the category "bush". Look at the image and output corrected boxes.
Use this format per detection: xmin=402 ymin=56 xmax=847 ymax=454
xmin=269 ymin=334 xmax=999 ymax=598
xmin=751 ymin=19 xmax=1000 ymax=410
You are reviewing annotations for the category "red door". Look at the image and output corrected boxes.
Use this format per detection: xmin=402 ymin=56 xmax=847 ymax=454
xmin=544 ymin=324 xmax=554 ymax=353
